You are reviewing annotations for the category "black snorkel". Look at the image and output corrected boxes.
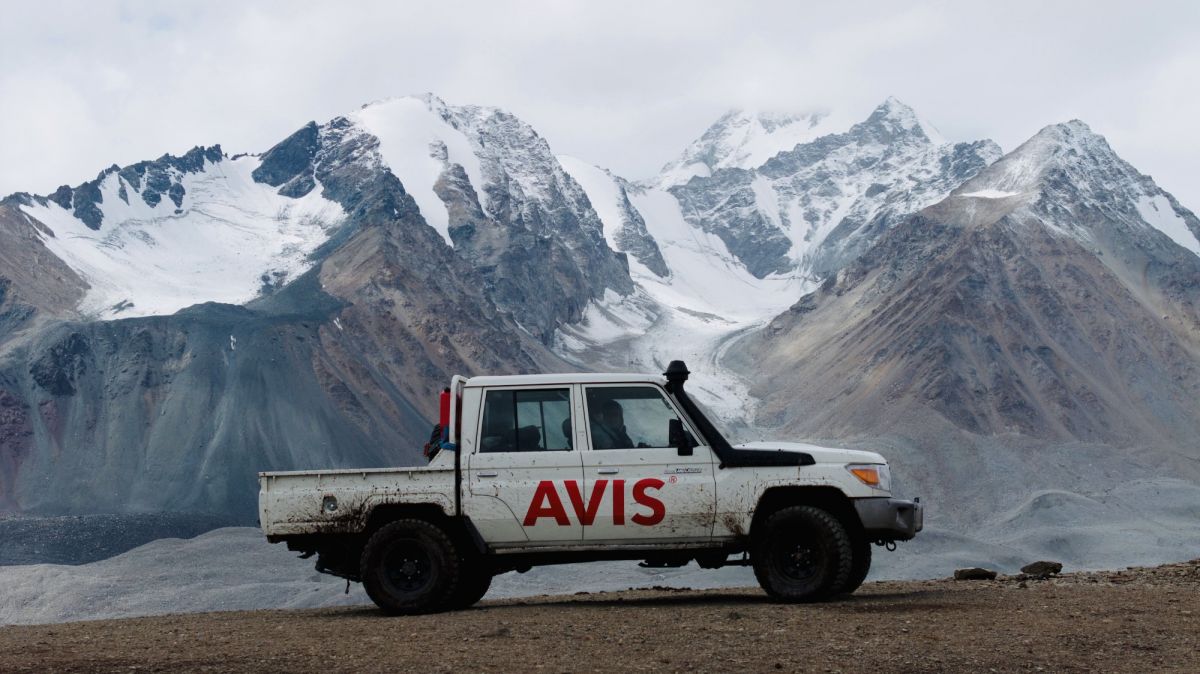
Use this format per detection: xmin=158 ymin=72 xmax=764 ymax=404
xmin=664 ymin=360 xmax=814 ymax=469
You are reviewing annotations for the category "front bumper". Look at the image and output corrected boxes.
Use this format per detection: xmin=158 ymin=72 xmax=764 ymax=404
xmin=854 ymin=497 xmax=923 ymax=541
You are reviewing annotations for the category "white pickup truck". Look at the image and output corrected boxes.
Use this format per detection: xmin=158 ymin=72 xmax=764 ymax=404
xmin=259 ymin=361 xmax=922 ymax=614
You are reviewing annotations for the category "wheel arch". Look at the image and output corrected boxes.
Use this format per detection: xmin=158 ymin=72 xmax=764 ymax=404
xmin=751 ymin=486 xmax=863 ymax=537
xmin=364 ymin=502 xmax=486 ymax=557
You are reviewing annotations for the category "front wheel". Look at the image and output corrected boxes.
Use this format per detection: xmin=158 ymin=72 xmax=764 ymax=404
xmin=837 ymin=533 xmax=872 ymax=595
xmin=752 ymin=505 xmax=852 ymax=602
xmin=360 ymin=519 xmax=460 ymax=615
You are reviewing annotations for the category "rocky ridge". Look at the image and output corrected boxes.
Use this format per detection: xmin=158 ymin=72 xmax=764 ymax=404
xmin=667 ymin=98 xmax=1003 ymax=278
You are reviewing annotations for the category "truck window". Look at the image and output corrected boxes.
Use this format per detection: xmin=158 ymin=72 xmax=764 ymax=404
xmin=479 ymin=388 xmax=572 ymax=453
xmin=585 ymin=385 xmax=684 ymax=450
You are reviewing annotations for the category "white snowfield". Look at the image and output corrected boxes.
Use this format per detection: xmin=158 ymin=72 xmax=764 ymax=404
xmin=21 ymin=157 xmax=345 ymax=319
xmin=1137 ymin=194 xmax=1200 ymax=255
xmin=3 ymin=477 xmax=1197 ymax=626
xmin=350 ymin=97 xmax=486 ymax=247
xmin=961 ymin=189 xmax=1021 ymax=199
xmin=555 ymin=158 xmax=812 ymax=422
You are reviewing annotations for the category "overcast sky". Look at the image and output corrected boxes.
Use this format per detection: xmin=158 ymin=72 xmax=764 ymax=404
xmin=3 ymin=1 xmax=1198 ymax=208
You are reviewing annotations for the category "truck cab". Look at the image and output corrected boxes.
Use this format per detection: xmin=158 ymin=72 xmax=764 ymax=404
xmin=259 ymin=361 xmax=922 ymax=614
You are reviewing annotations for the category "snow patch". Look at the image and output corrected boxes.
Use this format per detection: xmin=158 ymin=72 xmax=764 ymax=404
xmin=1136 ymin=195 xmax=1200 ymax=255
xmin=556 ymin=156 xmax=625 ymax=250
xmin=751 ymin=174 xmax=782 ymax=230
xmin=961 ymin=189 xmax=1020 ymax=199
xmin=350 ymin=97 xmax=486 ymax=246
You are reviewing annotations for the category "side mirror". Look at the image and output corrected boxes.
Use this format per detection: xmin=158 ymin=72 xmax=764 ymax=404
xmin=669 ymin=418 xmax=693 ymax=456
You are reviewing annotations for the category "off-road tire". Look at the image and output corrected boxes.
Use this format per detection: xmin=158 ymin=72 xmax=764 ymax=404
xmin=838 ymin=532 xmax=872 ymax=595
xmin=360 ymin=519 xmax=460 ymax=615
xmin=752 ymin=505 xmax=853 ymax=602
xmin=449 ymin=563 xmax=493 ymax=609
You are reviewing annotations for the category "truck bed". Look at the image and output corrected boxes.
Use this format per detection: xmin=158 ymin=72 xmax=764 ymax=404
xmin=259 ymin=463 xmax=456 ymax=538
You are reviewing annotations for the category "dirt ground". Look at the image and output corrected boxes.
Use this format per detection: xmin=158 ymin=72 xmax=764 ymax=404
xmin=1 ymin=560 xmax=1196 ymax=673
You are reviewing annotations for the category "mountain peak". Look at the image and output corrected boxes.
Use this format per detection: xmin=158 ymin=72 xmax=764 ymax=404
xmin=942 ymin=119 xmax=1200 ymax=257
xmin=952 ymin=119 xmax=1119 ymax=198
xmin=654 ymin=106 xmax=845 ymax=187
xmin=858 ymin=97 xmax=945 ymax=144
xmin=357 ymin=92 xmax=452 ymax=116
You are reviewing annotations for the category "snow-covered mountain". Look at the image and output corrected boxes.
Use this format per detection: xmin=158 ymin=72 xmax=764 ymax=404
xmin=733 ymin=120 xmax=1200 ymax=522
xmin=14 ymin=148 xmax=345 ymax=319
xmin=4 ymin=94 xmax=631 ymax=340
xmin=554 ymin=98 xmax=1002 ymax=420
xmin=666 ymin=98 xmax=1001 ymax=278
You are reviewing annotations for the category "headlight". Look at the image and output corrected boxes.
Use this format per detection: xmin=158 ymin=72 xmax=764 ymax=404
xmin=846 ymin=463 xmax=891 ymax=492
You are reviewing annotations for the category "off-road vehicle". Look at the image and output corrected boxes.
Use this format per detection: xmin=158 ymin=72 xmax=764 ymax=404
xmin=259 ymin=361 xmax=922 ymax=613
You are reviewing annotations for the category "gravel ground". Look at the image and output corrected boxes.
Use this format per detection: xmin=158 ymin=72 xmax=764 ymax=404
xmin=0 ymin=560 xmax=1196 ymax=673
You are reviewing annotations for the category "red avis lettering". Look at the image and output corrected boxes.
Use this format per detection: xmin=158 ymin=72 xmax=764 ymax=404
xmin=630 ymin=478 xmax=665 ymax=526
xmin=522 ymin=478 xmax=665 ymax=526
xmin=563 ymin=479 xmax=607 ymax=525
xmin=523 ymin=480 xmax=570 ymax=526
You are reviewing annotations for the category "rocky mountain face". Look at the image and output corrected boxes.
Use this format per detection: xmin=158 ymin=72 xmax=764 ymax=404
xmin=0 ymin=203 xmax=85 ymax=335
xmin=667 ymin=99 xmax=1002 ymax=278
xmin=737 ymin=121 xmax=1200 ymax=451
xmin=346 ymin=95 xmax=633 ymax=342
xmin=556 ymin=157 xmax=668 ymax=277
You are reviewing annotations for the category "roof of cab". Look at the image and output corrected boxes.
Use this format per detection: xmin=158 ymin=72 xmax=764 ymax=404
xmin=464 ymin=372 xmax=666 ymax=387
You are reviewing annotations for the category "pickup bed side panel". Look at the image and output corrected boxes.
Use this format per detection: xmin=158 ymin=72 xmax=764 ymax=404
xmin=259 ymin=467 xmax=456 ymax=537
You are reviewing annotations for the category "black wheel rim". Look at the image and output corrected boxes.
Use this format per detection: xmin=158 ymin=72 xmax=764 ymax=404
xmin=771 ymin=529 xmax=824 ymax=583
xmin=381 ymin=538 xmax=436 ymax=596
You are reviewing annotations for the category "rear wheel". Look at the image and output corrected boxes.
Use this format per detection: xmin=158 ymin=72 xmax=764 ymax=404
xmin=752 ymin=505 xmax=852 ymax=602
xmin=449 ymin=563 xmax=493 ymax=609
xmin=360 ymin=519 xmax=459 ymax=615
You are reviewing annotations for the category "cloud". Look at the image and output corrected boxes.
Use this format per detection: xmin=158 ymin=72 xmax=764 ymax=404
xmin=1 ymin=0 xmax=1197 ymax=208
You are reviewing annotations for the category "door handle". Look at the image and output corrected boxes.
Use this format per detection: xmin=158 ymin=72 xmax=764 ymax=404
xmin=597 ymin=468 xmax=619 ymax=475
xmin=477 ymin=471 xmax=498 ymax=478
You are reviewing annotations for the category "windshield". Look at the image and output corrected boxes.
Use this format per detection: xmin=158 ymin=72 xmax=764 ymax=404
xmin=671 ymin=393 xmax=745 ymax=445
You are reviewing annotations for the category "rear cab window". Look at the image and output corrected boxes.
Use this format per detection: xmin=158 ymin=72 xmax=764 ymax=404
xmin=479 ymin=388 xmax=572 ymax=452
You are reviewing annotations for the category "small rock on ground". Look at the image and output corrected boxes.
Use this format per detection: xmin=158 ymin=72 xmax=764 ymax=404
xmin=1021 ymin=561 xmax=1063 ymax=577
xmin=954 ymin=567 xmax=998 ymax=580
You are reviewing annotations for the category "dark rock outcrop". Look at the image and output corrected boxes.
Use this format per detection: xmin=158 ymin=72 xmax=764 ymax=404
xmin=954 ymin=567 xmax=998 ymax=580
xmin=253 ymin=121 xmax=320 ymax=197
xmin=1021 ymin=561 xmax=1063 ymax=578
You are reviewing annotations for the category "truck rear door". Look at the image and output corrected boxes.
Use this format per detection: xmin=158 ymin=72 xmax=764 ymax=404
xmin=577 ymin=383 xmax=717 ymax=542
xmin=465 ymin=385 xmax=585 ymax=545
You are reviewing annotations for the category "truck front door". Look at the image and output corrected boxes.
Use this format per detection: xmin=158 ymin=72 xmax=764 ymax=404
xmin=465 ymin=386 xmax=585 ymax=545
xmin=578 ymin=383 xmax=717 ymax=543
